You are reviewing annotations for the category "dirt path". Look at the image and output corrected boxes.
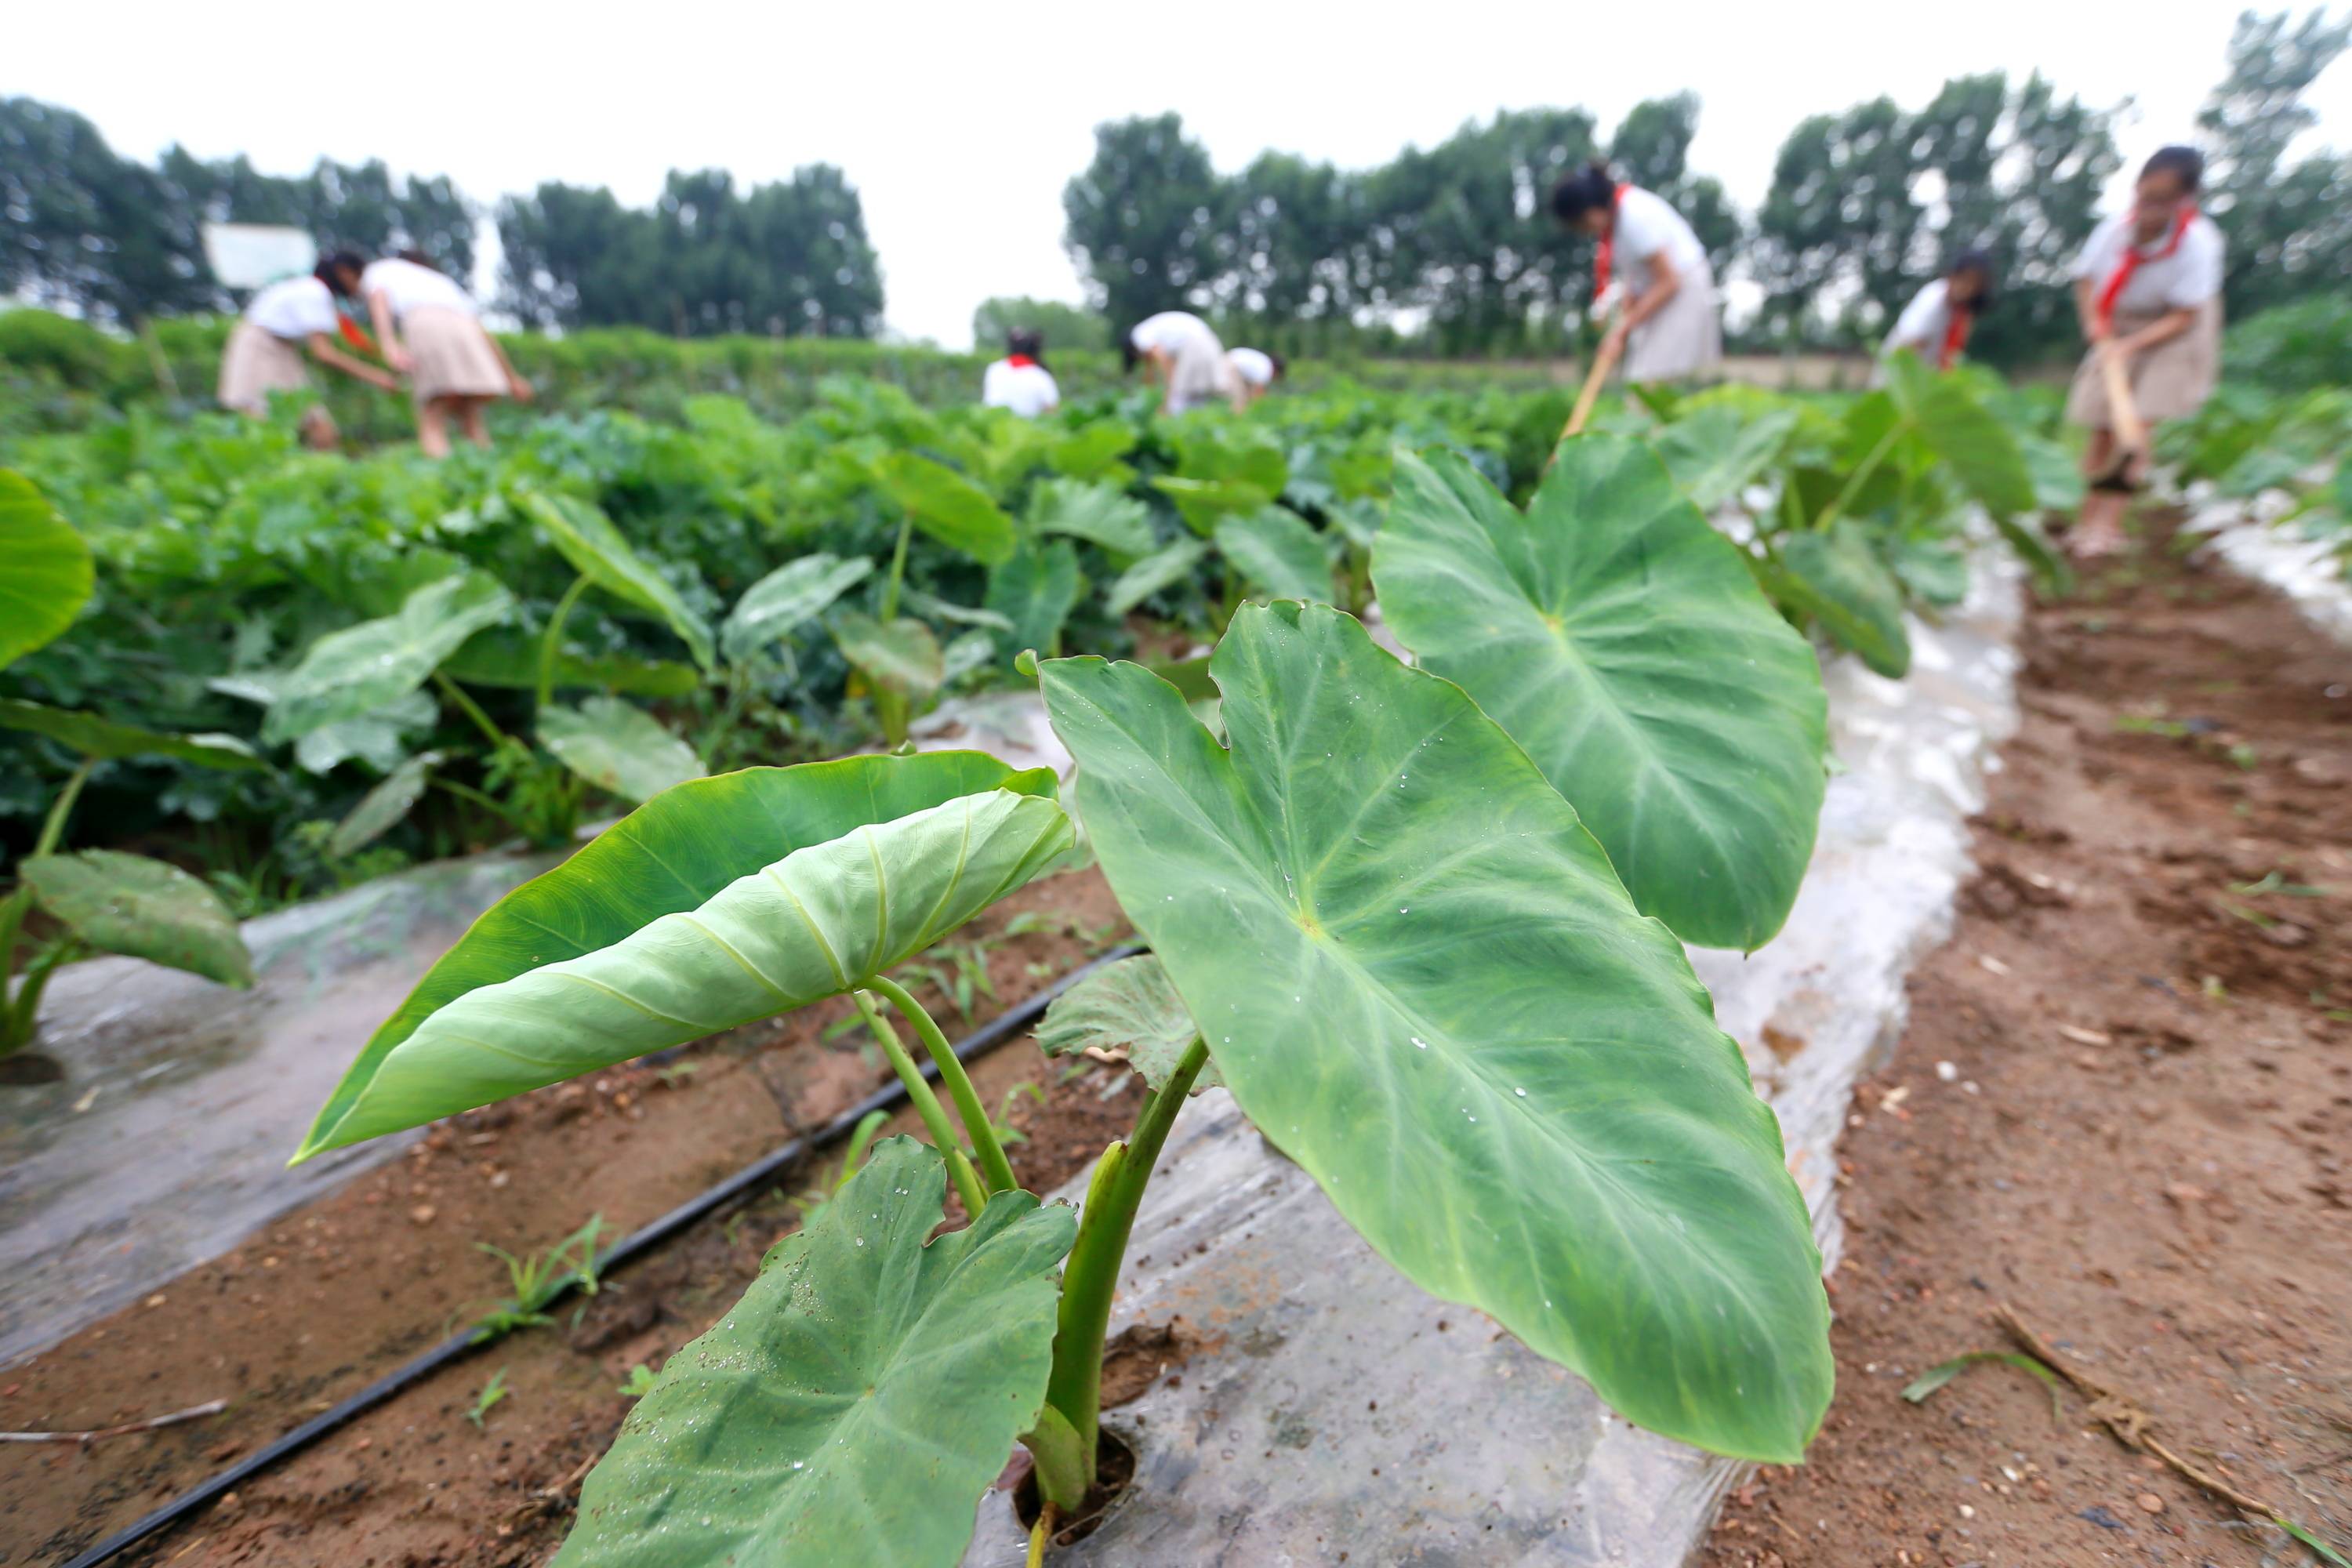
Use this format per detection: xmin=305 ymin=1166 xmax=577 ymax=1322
xmin=1703 ymin=519 xmax=2352 ymax=1568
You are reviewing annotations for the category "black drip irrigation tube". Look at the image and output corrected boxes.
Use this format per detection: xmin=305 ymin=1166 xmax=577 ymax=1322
xmin=61 ymin=942 xmax=1143 ymax=1568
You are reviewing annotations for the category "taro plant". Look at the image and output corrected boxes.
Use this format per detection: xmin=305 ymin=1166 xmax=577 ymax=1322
xmin=2 ymin=472 xmax=262 ymax=1055
xmin=296 ymin=588 xmax=1833 ymax=1563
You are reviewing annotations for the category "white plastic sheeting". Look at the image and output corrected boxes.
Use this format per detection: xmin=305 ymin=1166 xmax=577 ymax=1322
xmin=2177 ymin=479 xmax=2352 ymax=648
xmin=964 ymin=562 xmax=2024 ymax=1566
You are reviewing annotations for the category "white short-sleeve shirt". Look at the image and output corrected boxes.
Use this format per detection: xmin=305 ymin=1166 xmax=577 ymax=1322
xmin=1227 ymin=347 xmax=1276 ymax=388
xmin=982 ymin=359 xmax=1060 ymax=418
xmin=361 ymin=257 xmax=477 ymax=321
xmin=1130 ymin=310 xmax=1221 ymax=358
xmin=1885 ymin=278 xmax=1953 ymax=356
xmin=1611 ymin=186 xmax=1712 ymax=295
xmin=2071 ymin=212 xmax=2224 ymax=315
xmin=245 ymin=275 xmax=340 ymax=341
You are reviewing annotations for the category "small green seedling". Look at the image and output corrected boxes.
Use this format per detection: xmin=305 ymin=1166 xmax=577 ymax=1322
xmin=466 ymin=1368 xmax=510 ymax=1428
xmin=617 ymin=1363 xmax=659 ymax=1399
xmin=467 ymin=1214 xmax=608 ymax=1342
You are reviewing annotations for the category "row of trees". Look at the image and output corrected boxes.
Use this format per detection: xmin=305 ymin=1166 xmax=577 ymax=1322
xmin=1060 ymin=9 xmax=2350 ymax=365
xmin=5 ymin=9 xmax=2344 ymax=361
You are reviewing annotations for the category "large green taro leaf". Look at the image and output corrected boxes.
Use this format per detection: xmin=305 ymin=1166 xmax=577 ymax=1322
xmin=444 ymin=632 xmax=701 ymax=699
xmin=525 ymin=493 xmax=717 ymax=672
xmin=984 ymin=540 xmax=1083 ymax=663
xmin=0 ymin=471 xmax=93 ymax=670
xmin=1775 ymin=526 xmax=1912 ymax=678
xmin=833 ymin=612 xmax=944 ymax=698
xmin=1376 ymin=441 xmax=1827 ymax=950
xmin=298 ymin=753 xmax=1055 ymax=1159
xmin=554 ymin=1138 xmax=1074 ymax=1568
xmin=1653 ymin=402 xmax=1802 ymax=513
xmin=0 ymin=698 xmax=264 ymax=770
xmin=877 ymin=452 xmax=1017 ymax=566
xmin=23 ymin=851 xmax=253 ymax=988
xmin=299 ymin=781 xmax=1070 ymax=1156
xmin=538 ymin=696 xmax=702 ymax=804
xmin=720 ymin=554 xmax=873 ymax=662
xmin=1039 ymin=602 xmax=1832 ymax=1462
xmin=1027 ymin=477 xmax=1154 ymax=561
xmin=1214 ymin=506 xmax=1332 ymax=602
xmin=1105 ymin=538 xmax=1209 ymax=617
xmin=1886 ymin=350 xmax=2037 ymax=519
xmin=261 ymin=572 xmax=514 ymax=744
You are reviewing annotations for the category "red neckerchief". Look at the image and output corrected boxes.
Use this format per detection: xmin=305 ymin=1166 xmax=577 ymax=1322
xmin=1004 ymin=354 xmax=1037 ymax=368
xmin=1938 ymin=303 xmax=1973 ymax=371
xmin=336 ymin=313 xmax=379 ymax=355
xmin=2096 ymin=205 xmax=2198 ymax=331
xmin=1592 ymin=184 xmax=1630 ymax=302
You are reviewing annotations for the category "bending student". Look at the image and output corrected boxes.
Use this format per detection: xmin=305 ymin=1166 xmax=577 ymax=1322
xmin=981 ymin=328 xmax=1060 ymax=418
xmin=1122 ymin=310 xmax=1236 ymax=415
xmin=216 ymin=251 xmax=401 ymax=448
xmin=2064 ymin=145 xmax=2223 ymax=560
xmin=1884 ymin=249 xmax=1995 ymax=369
xmin=361 ymin=252 xmax=533 ymax=459
xmin=1227 ymin=346 xmax=1283 ymax=406
xmin=1551 ymin=162 xmax=1723 ymax=386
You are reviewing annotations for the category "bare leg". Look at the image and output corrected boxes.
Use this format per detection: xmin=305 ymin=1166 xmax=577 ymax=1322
xmin=2071 ymin=428 xmax=2127 ymax=560
xmin=417 ymin=397 xmax=453 ymax=460
xmin=299 ymin=405 xmax=339 ymax=452
xmin=457 ymin=396 xmax=492 ymax=448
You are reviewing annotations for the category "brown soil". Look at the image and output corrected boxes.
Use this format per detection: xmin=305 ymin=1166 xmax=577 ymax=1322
xmin=0 ymin=868 xmax=1185 ymax=1568
xmin=1701 ymin=517 xmax=2352 ymax=1568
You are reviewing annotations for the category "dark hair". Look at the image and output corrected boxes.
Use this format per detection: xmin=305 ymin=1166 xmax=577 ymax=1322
xmin=1550 ymin=160 xmax=1617 ymax=223
xmin=1266 ymin=350 xmax=1287 ymax=383
xmin=1007 ymin=327 xmax=1046 ymax=365
xmin=1947 ymin=247 xmax=1997 ymax=313
xmin=2140 ymin=144 xmax=2205 ymax=194
xmin=1120 ymin=329 xmax=1142 ymax=374
xmin=314 ymin=250 xmax=366 ymax=292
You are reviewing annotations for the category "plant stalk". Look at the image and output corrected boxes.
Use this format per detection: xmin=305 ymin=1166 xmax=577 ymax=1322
xmin=1040 ymin=1035 xmax=1210 ymax=1505
xmin=432 ymin=671 xmax=510 ymax=751
xmin=5 ymin=936 xmax=84 ymax=1055
xmin=851 ymin=989 xmax=989 ymax=1219
xmin=1813 ymin=416 xmax=1911 ymax=533
xmin=535 ymin=572 xmax=593 ymax=711
xmin=34 ymin=757 xmax=96 ymax=859
xmin=880 ymin=512 xmax=915 ymax=622
xmin=866 ymin=973 xmax=1018 ymax=1195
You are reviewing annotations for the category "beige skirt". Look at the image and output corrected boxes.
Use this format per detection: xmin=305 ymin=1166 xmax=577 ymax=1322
xmin=2064 ymin=299 xmax=2222 ymax=428
xmin=1624 ymin=276 xmax=1723 ymax=384
xmin=405 ymin=307 xmax=508 ymax=405
xmin=217 ymin=321 xmax=310 ymax=412
xmin=1164 ymin=332 xmax=1235 ymax=414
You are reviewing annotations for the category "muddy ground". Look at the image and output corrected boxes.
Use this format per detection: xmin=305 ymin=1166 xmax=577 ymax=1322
xmin=2 ymin=869 xmax=1157 ymax=1566
xmin=1703 ymin=517 xmax=2352 ymax=1567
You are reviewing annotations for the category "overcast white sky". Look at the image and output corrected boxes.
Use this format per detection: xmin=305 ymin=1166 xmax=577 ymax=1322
xmin=9 ymin=1 xmax=2348 ymax=346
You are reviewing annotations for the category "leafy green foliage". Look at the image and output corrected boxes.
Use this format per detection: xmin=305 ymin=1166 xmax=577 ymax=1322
xmin=1214 ymin=506 xmax=1332 ymax=603
xmin=720 ymin=555 xmax=873 ymax=662
xmin=1775 ymin=527 xmax=1914 ymax=678
xmin=554 ymin=1139 xmax=1075 ymax=1568
xmin=0 ymin=471 xmax=91 ymax=670
xmin=877 ymin=452 xmax=1017 ymax=566
xmin=983 ymin=540 xmax=1083 ymax=663
xmin=328 ymin=750 xmax=445 ymax=858
xmin=1040 ymin=603 xmax=1833 ymax=1462
xmin=525 ymin=494 xmax=716 ymax=672
xmin=0 ymin=699 xmax=263 ymax=769
xmin=1378 ymin=440 xmax=1828 ymax=949
xmin=538 ymin=697 xmax=702 ymax=804
xmin=1036 ymin=953 xmax=1221 ymax=1094
xmin=21 ymin=850 xmax=254 ymax=988
xmin=256 ymin=572 xmax=515 ymax=746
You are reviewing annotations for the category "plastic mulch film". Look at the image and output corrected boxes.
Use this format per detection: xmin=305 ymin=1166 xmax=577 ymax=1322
xmin=2178 ymin=477 xmax=2352 ymax=648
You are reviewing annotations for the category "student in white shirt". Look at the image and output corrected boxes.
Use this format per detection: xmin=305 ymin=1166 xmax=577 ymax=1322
xmin=361 ymin=252 xmax=533 ymax=459
xmin=1226 ymin=346 xmax=1284 ymax=406
xmin=1122 ymin=310 xmax=1239 ymax=415
xmin=2063 ymin=146 xmax=2225 ymax=558
xmin=216 ymin=251 xmax=401 ymax=449
xmin=1883 ymin=250 xmax=1995 ymax=369
xmin=1551 ymin=162 xmax=1723 ymax=386
xmin=981 ymin=328 xmax=1061 ymax=418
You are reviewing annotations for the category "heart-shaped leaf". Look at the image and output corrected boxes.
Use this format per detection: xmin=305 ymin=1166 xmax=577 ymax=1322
xmin=328 ymin=750 xmax=445 ymax=858
xmin=1047 ymin=422 xmax=1138 ymax=482
xmin=877 ymin=453 xmax=1017 ymax=566
xmin=539 ymin=697 xmax=702 ymax=804
xmin=23 ymin=850 xmax=253 ymax=988
xmin=1377 ymin=441 xmax=1827 ymax=950
xmin=554 ymin=1138 xmax=1075 ymax=1568
xmin=1775 ymin=526 xmax=1912 ymax=678
xmin=1036 ymin=953 xmax=1221 ymax=1094
xmin=443 ymin=634 xmax=700 ymax=699
xmin=833 ymin=613 xmax=945 ymax=699
xmin=261 ymin=572 xmax=515 ymax=745
xmin=984 ymin=541 xmax=1083 ymax=665
xmin=0 ymin=471 xmax=93 ymax=670
xmin=1040 ymin=602 xmax=1831 ymax=1462
xmin=1027 ymin=478 xmax=1156 ymax=561
xmin=1214 ymin=506 xmax=1331 ymax=602
xmin=1150 ymin=475 xmax=1273 ymax=536
xmin=0 ymin=697 xmax=265 ymax=770
xmin=299 ymin=753 xmax=1054 ymax=1159
xmin=299 ymin=784 xmax=1070 ymax=1155
xmin=1105 ymin=538 xmax=1209 ymax=617
xmin=720 ymin=554 xmax=875 ymax=662
xmin=525 ymin=493 xmax=717 ymax=672
xmin=1653 ymin=401 xmax=1802 ymax=513
xmin=1885 ymin=350 xmax=2038 ymax=519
